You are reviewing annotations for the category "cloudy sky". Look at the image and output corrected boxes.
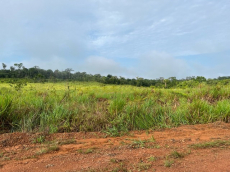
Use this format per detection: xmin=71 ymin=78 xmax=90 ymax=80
xmin=0 ymin=0 xmax=230 ymax=79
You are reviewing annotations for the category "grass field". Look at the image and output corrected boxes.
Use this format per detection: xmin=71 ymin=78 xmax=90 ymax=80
xmin=0 ymin=81 xmax=230 ymax=134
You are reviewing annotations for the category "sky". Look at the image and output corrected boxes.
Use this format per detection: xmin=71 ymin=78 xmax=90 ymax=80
xmin=0 ymin=0 xmax=230 ymax=79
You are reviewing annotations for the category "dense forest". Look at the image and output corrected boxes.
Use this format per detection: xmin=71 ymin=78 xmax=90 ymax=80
xmin=1 ymin=62 xmax=230 ymax=88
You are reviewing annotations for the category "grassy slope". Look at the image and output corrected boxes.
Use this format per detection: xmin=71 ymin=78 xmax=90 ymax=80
xmin=0 ymin=81 xmax=230 ymax=133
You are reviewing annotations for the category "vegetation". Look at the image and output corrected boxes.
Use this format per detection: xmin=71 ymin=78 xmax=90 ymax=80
xmin=1 ymin=62 xmax=230 ymax=134
xmin=190 ymin=140 xmax=230 ymax=149
xmin=148 ymin=156 xmax=157 ymax=162
xmin=77 ymin=148 xmax=94 ymax=154
xmin=36 ymin=145 xmax=59 ymax=155
xmin=169 ymin=150 xmax=184 ymax=159
xmin=1 ymin=62 xmax=230 ymax=88
xmin=136 ymin=163 xmax=152 ymax=171
xmin=0 ymin=80 xmax=230 ymax=133
xmin=33 ymin=135 xmax=46 ymax=144
xmin=164 ymin=160 xmax=174 ymax=167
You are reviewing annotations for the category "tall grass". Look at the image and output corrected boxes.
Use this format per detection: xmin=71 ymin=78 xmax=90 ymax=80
xmin=0 ymin=82 xmax=230 ymax=133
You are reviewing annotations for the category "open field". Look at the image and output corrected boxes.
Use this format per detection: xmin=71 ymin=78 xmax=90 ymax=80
xmin=1 ymin=81 xmax=230 ymax=133
xmin=1 ymin=81 xmax=230 ymax=171
xmin=1 ymin=0 xmax=230 ymax=171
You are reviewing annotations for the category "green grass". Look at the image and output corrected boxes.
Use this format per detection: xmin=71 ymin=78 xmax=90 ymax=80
xmin=77 ymin=148 xmax=94 ymax=154
xmin=1 ymin=81 xmax=230 ymax=133
xmin=33 ymin=135 xmax=46 ymax=144
xmin=57 ymin=139 xmax=76 ymax=145
xmin=136 ymin=163 xmax=152 ymax=171
xmin=111 ymin=163 xmax=128 ymax=172
xmin=148 ymin=156 xmax=157 ymax=162
xmin=169 ymin=150 xmax=184 ymax=158
xmin=190 ymin=140 xmax=230 ymax=149
xmin=36 ymin=145 xmax=59 ymax=155
xmin=164 ymin=160 xmax=174 ymax=167
xmin=110 ymin=158 xmax=118 ymax=163
xmin=131 ymin=139 xmax=147 ymax=148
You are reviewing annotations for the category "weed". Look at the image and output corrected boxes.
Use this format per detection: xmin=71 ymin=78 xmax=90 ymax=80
xmin=104 ymin=125 xmax=128 ymax=137
xmin=85 ymin=149 xmax=93 ymax=154
xmin=170 ymin=150 xmax=184 ymax=158
xmin=130 ymin=139 xmax=146 ymax=148
xmin=149 ymin=135 xmax=156 ymax=142
xmin=37 ymin=145 xmax=59 ymax=155
xmin=110 ymin=158 xmax=123 ymax=164
xmin=3 ymin=156 xmax=11 ymax=161
xmin=111 ymin=163 xmax=128 ymax=172
xmin=110 ymin=158 xmax=117 ymax=163
xmin=120 ymin=141 xmax=127 ymax=145
xmin=190 ymin=140 xmax=230 ymax=149
xmin=186 ymin=148 xmax=192 ymax=155
xmin=104 ymin=127 xmax=120 ymax=137
xmin=9 ymin=79 xmax=27 ymax=91
xmin=0 ymin=152 xmax=4 ymax=158
xmin=164 ymin=160 xmax=174 ymax=167
xmin=77 ymin=148 xmax=94 ymax=154
xmin=48 ymin=145 xmax=60 ymax=152
xmin=57 ymin=139 xmax=76 ymax=145
xmin=148 ymin=156 xmax=157 ymax=162
xmin=155 ymin=145 xmax=161 ymax=149
xmin=137 ymin=163 xmax=151 ymax=171
xmin=33 ymin=135 xmax=45 ymax=144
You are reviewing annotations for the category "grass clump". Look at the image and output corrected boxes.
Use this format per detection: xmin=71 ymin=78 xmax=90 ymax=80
xmin=170 ymin=150 xmax=184 ymax=158
xmin=110 ymin=158 xmax=123 ymax=163
xmin=148 ymin=156 xmax=157 ymax=162
xmin=130 ymin=139 xmax=147 ymax=148
xmin=77 ymin=148 xmax=94 ymax=154
xmin=137 ymin=162 xmax=152 ymax=171
xmin=3 ymin=157 xmax=11 ymax=161
xmin=33 ymin=135 xmax=45 ymax=144
xmin=104 ymin=127 xmax=121 ymax=137
xmin=57 ymin=139 xmax=76 ymax=145
xmin=190 ymin=140 xmax=230 ymax=149
xmin=110 ymin=158 xmax=117 ymax=163
xmin=164 ymin=160 xmax=174 ymax=167
xmin=37 ymin=145 xmax=59 ymax=155
xmin=111 ymin=163 xmax=128 ymax=172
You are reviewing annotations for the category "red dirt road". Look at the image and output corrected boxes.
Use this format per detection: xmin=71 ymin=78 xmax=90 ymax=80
xmin=1 ymin=122 xmax=230 ymax=172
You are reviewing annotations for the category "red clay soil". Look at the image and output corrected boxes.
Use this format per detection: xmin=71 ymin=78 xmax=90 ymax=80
xmin=1 ymin=121 xmax=230 ymax=172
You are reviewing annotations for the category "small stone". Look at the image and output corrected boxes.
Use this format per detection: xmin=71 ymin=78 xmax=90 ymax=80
xmin=46 ymin=164 xmax=54 ymax=168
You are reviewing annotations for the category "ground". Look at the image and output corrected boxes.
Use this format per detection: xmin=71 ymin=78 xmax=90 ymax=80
xmin=1 ymin=122 xmax=230 ymax=172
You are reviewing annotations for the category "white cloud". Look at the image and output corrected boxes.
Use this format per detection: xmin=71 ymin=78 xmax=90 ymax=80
xmin=191 ymin=39 xmax=230 ymax=55
xmin=79 ymin=56 xmax=136 ymax=77
xmin=22 ymin=56 xmax=68 ymax=70
xmin=137 ymin=51 xmax=190 ymax=79
xmin=0 ymin=0 xmax=230 ymax=78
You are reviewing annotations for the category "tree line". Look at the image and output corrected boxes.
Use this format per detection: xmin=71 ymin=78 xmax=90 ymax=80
xmin=1 ymin=62 xmax=230 ymax=88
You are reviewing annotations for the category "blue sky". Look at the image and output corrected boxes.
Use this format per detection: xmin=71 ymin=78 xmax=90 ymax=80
xmin=0 ymin=0 xmax=230 ymax=79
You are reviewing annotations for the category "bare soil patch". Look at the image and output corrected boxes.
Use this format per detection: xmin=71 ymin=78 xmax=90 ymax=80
xmin=1 ymin=122 xmax=230 ymax=172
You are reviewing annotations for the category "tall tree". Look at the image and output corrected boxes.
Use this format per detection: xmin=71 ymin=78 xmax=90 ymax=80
xmin=14 ymin=63 xmax=24 ymax=77
xmin=65 ymin=68 xmax=74 ymax=79
xmin=2 ymin=63 xmax=7 ymax=70
xmin=18 ymin=63 xmax=23 ymax=70
xmin=10 ymin=66 xmax=15 ymax=71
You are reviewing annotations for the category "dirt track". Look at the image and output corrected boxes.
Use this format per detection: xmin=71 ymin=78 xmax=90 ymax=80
xmin=1 ymin=122 xmax=230 ymax=172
